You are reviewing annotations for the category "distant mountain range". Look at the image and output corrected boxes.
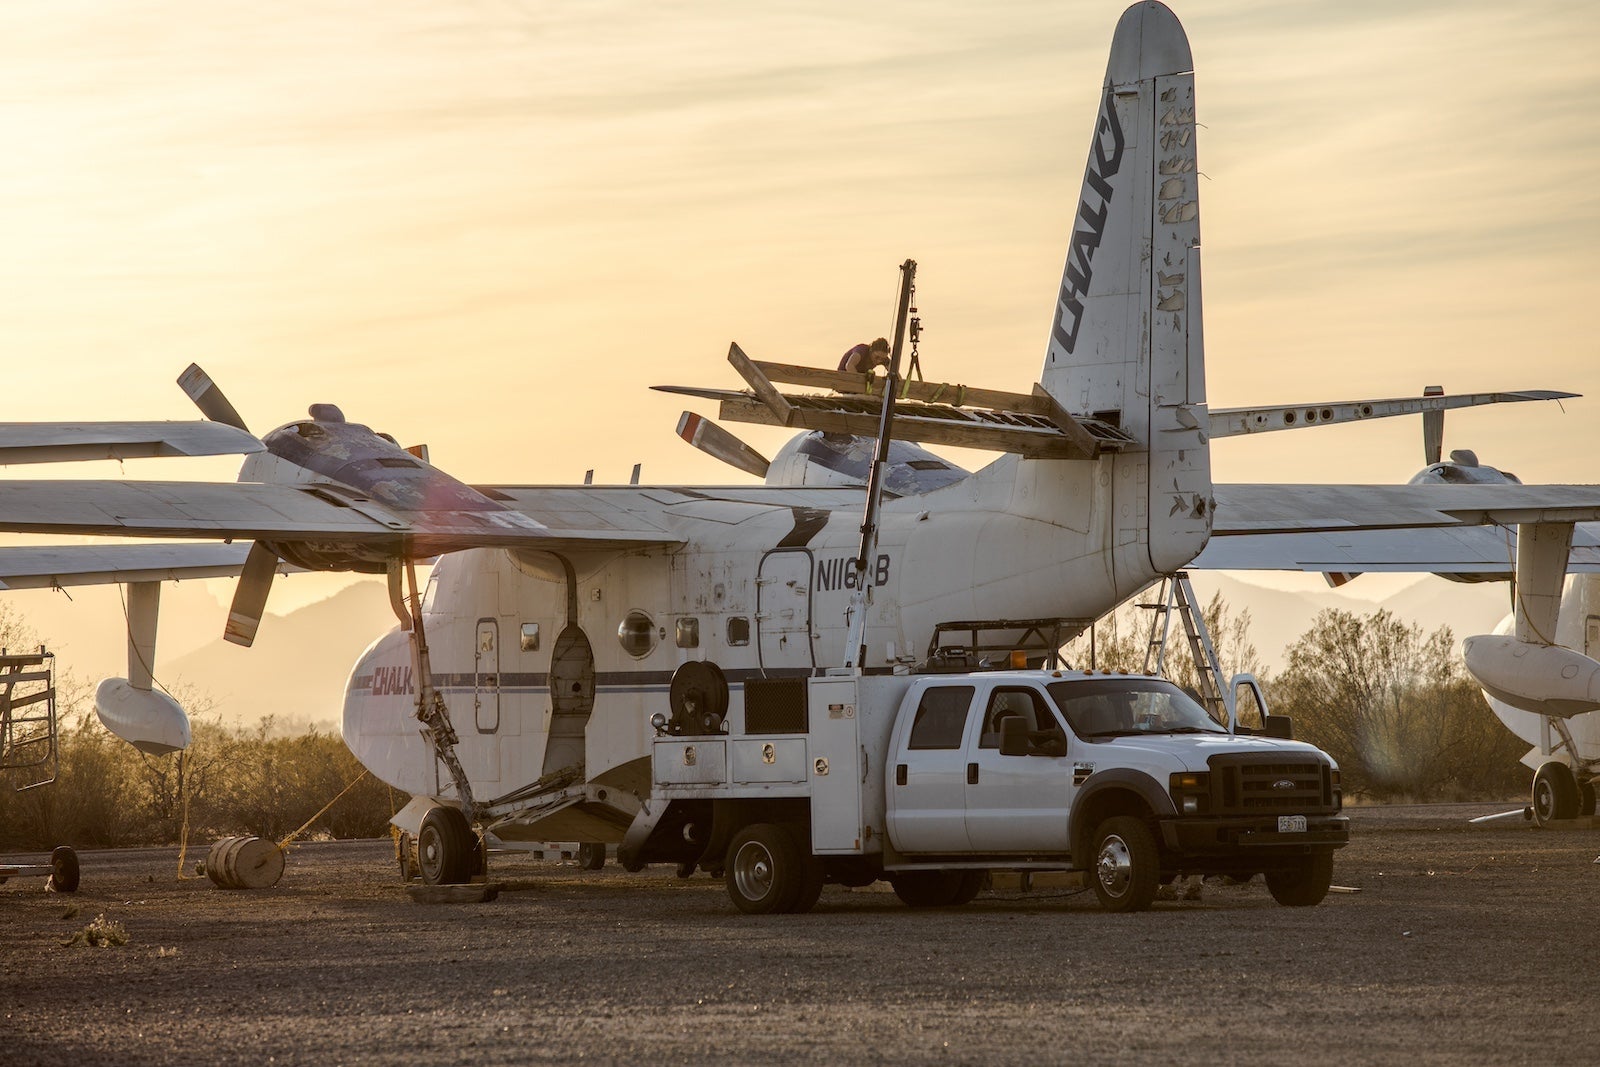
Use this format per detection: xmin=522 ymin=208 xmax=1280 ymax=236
xmin=5 ymin=569 xmax=1515 ymax=730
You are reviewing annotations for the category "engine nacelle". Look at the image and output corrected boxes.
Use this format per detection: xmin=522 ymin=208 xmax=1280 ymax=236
xmin=1462 ymin=634 xmax=1600 ymax=719
xmin=95 ymin=678 xmax=191 ymax=754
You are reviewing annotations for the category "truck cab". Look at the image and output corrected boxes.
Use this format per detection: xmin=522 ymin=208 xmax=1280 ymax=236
xmin=621 ymin=669 xmax=1348 ymax=914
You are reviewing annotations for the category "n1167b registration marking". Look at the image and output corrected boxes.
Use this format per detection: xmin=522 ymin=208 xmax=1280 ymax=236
xmin=1278 ymin=815 xmax=1307 ymax=833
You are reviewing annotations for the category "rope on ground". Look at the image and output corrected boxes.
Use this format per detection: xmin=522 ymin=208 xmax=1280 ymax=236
xmin=174 ymin=748 xmax=197 ymax=880
xmin=275 ymin=769 xmax=370 ymax=852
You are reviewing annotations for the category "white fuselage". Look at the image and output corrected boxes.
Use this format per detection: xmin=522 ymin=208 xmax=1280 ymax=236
xmin=342 ymin=450 xmax=1194 ymax=807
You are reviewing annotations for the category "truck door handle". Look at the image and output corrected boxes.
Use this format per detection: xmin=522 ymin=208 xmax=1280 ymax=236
xmin=895 ymin=764 xmax=907 ymax=786
xmin=967 ymin=763 xmax=979 ymax=785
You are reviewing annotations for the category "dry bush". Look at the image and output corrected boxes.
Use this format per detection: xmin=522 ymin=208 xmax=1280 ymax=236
xmin=1271 ymin=608 xmax=1530 ymax=800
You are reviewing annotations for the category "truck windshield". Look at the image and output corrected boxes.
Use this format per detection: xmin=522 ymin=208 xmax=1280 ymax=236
xmin=1046 ymin=678 xmax=1228 ymax=738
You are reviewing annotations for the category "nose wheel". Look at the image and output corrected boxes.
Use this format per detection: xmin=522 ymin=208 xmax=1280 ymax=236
xmin=417 ymin=806 xmax=478 ymax=885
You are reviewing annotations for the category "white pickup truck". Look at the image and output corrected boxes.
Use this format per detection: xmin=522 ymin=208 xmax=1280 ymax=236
xmin=619 ymin=668 xmax=1348 ymax=913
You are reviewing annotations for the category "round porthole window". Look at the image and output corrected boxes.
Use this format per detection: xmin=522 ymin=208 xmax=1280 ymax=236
xmin=618 ymin=610 xmax=656 ymax=658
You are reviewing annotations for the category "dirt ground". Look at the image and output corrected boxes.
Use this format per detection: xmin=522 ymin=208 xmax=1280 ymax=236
xmin=2 ymin=803 xmax=1597 ymax=1065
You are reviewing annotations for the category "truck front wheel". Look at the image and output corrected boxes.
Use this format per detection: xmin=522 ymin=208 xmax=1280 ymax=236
xmin=725 ymin=823 xmax=804 ymax=914
xmin=1090 ymin=816 xmax=1159 ymax=912
xmin=1264 ymin=852 xmax=1334 ymax=907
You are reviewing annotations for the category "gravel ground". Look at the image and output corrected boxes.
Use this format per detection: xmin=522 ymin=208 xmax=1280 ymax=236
xmin=2 ymin=803 xmax=1598 ymax=1065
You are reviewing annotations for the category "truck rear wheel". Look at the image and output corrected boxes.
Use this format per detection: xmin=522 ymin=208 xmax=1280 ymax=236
xmin=1264 ymin=852 xmax=1334 ymax=907
xmin=784 ymin=825 xmax=825 ymax=914
xmin=1090 ymin=816 xmax=1159 ymax=912
xmin=725 ymin=823 xmax=803 ymax=914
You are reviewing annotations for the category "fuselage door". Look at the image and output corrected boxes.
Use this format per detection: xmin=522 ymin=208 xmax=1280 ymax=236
xmin=1586 ymin=615 xmax=1600 ymax=659
xmin=756 ymin=550 xmax=815 ymax=672
xmin=474 ymin=618 xmax=500 ymax=733
xmin=544 ymin=623 xmax=596 ymax=777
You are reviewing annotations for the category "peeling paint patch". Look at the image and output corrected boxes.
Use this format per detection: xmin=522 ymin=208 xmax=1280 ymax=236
xmin=1160 ymin=202 xmax=1198 ymax=224
xmin=1158 ymin=177 xmax=1185 ymax=200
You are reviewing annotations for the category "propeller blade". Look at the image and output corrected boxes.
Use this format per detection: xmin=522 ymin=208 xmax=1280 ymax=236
xmin=224 ymin=542 xmax=279 ymax=647
xmin=178 ymin=363 xmax=251 ymax=433
xmin=1422 ymin=384 xmax=1444 ymax=466
xmin=676 ymin=412 xmax=770 ymax=479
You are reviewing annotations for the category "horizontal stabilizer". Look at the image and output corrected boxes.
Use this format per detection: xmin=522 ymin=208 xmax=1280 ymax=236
xmin=0 ymin=421 xmax=264 ymax=465
xmin=1209 ymin=390 xmax=1576 ymax=440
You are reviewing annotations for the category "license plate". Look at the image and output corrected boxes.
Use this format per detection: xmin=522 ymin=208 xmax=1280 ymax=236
xmin=1278 ymin=815 xmax=1307 ymax=833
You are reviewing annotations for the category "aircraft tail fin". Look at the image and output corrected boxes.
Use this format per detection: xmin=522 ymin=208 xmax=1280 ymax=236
xmin=1041 ymin=1 xmax=1209 ymax=572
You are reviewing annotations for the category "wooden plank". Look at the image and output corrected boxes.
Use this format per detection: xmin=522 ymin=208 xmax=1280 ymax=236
xmin=1029 ymin=384 xmax=1101 ymax=460
xmin=753 ymin=360 xmax=1055 ymax=414
xmin=727 ymin=344 xmax=793 ymax=426
xmin=717 ymin=398 xmax=1083 ymax=459
xmin=405 ymin=882 xmax=502 ymax=904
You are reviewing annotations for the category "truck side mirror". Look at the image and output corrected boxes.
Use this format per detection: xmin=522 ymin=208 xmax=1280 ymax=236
xmin=1262 ymin=714 xmax=1294 ymax=740
xmin=998 ymin=716 xmax=1029 ymax=756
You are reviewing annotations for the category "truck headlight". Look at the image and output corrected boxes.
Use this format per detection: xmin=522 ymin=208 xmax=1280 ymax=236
xmin=1169 ymin=772 xmax=1211 ymax=815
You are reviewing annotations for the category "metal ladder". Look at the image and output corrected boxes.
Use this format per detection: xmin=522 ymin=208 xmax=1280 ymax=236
xmin=0 ymin=649 xmax=59 ymax=791
xmin=1140 ymin=573 xmax=1228 ymax=724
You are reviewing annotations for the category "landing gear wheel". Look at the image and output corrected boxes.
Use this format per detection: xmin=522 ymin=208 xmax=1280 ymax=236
xmin=1090 ymin=816 xmax=1159 ymax=913
xmin=577 ymin=843 xmax=606 ymax=871
xmin=784 ymin=824 xmax=824 ymax=914
xmin=48 ymin=846 xmax=79 ymax=894
xmin=1532 ymin=762 xmax=1581 ymax=827
xmin=889 ymin=870 xmax=971 ymax=908
xmin=1264 ymin=852 xmax=1335 ymax=907
xmin=724 ymin=823 xmax=803 ymax=914
xmin=418 ymin=806 xmax=475 ymax=885
xmin=1580 ymin=780 xmax=1597 ymax=818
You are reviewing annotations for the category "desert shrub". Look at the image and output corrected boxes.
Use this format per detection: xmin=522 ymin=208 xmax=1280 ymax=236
xmin=1271 ymin=609 xmax=1530 ymax=800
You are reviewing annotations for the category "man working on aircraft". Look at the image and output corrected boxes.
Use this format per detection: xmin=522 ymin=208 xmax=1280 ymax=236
xmin=838 ymin=337 xmax=891 ymax=374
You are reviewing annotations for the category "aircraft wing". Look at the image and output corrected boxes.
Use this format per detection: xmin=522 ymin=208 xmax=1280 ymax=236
xmin=1213 ymin=484 xmax=1600 ymax=532
xmin=1192 ymin=523 xmax=1600 ymax=575
xmin=0 ymin=543 xmax=259 ymax=589
xmin=479 ymin=484 xmax=865 ymax=524
xmin=1202 ymin=484 xmax=1600 ymax=574
xmin=0 ymin=480 xmax=683 ymax=553
xmin=0 ymin=422 xmax=264 ymax=464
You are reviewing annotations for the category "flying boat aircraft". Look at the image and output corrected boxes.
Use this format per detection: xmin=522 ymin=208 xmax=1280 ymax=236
xmin=5 ymin=2 xmax=1600 ymax=882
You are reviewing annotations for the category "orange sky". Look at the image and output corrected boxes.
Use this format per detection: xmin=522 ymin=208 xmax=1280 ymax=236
xmin=2 ymin=0 xmax=1598 ymax=622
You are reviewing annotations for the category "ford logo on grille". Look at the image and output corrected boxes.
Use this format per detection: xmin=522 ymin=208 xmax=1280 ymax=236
xmin=1272 ymin=779 xmax=1296 ymax=790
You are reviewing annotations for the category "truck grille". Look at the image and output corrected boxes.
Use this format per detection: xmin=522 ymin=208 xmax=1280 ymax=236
xmin=1209 ymin=755 xmax=1334 ymax=814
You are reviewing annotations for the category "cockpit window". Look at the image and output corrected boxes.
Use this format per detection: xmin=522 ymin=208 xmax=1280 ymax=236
xmin=1046 ymin=678 xmax=1227 ymax=738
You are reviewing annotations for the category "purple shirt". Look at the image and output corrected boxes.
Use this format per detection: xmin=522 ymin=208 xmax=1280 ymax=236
xmin=838 ymin=344 xmax=874 ymax=373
